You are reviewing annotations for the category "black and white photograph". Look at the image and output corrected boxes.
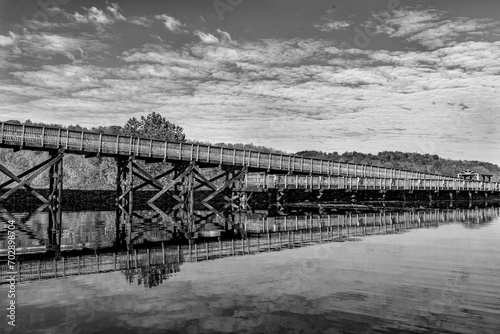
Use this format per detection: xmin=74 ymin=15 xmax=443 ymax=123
xmin=1 ymin=0 xmax=499 ymax=333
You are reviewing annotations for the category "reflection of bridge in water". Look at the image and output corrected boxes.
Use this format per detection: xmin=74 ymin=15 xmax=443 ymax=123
xmin=1 ymin=206 xmax=498 ymax=285
xmin=1 ymin=204 xmax=499 ymax=254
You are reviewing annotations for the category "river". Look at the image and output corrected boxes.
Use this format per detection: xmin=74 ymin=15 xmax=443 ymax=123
xmin=1 ymin=205 xmax=499 ymax=333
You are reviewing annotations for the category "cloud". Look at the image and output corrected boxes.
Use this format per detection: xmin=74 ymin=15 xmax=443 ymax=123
xmin=27 ymin=4 xmax=156 ymax=30
xmin=105 ymin=3 xmax=126 ymax=21
xmin=314 ymin=8 xmax=352 ymax=32
xmin=363 ymin=7 xmax=500 ymax=49
xmin=129 ymin=17 xmax=154 ymax=27
xmin=315 ymin=21 xmax=352 ymax=31
xmin=9 ymin=30 xmax=109 ymax=61
xmin=216 ymin=29 xmax=232 ymax=43
xmin=195 ymin=31 xmax=220 ymax=44
xmin=72 ymin=6 xmax=122 ymax=25
xmin=16 ymin=32 xmax=85 ymax=60
xmin=1 ymin=10 xmax=499 ymax=163
xmin=155 ymin=14 xmax=185 ymax=32
xmin=11 ymin=64 xmax=103 ymax=92
xmin=0 ymin=32 xmax=15 ymax=47
xmin=45 ymin=3 xmax=127 ymax=29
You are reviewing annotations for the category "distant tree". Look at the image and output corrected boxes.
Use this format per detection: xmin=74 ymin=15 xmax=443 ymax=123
xmin=91 ymin=125 xmax=123 ymax=135
xmin=67 ymin=124 xmax=84 ymax=131
xmin=121 ymin=112 xmax=185 ymax=142
xmin=118 ymin=113 xmax=186 ymax=183
xmin=214 ymin=142 xmax=286 ymax=154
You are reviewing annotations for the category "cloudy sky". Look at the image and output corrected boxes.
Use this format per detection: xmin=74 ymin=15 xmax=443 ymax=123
xmin=0 ymin=0 xmax=499 ymax=164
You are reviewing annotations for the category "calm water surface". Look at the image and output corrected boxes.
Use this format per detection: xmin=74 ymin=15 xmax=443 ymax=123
xmin=1 ymin=208 xmax=500 ymax=333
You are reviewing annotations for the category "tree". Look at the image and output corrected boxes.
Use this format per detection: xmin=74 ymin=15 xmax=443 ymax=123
xmin=121 ymin=112 xmax=185 ymax=142
xmin=120 ymin=113 xmax=186 ymax=184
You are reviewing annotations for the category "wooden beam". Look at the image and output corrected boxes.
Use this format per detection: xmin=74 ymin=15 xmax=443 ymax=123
xmin=202 ymin=167 xmax=248 ymax=203
xmin=131 ymin=163 xmax=175 ymax=192
xmin=0 ymin=156 xmax=60 ymax=190
xmin=0 ymin=154 xmax=63 ymax=203
xmin=193 ymin=169 xmax=232 ymax=191
xmin=0 ymin=205 xmax=48 ymax=243
xmin=148 ymin=163 xmax=195 ymax=203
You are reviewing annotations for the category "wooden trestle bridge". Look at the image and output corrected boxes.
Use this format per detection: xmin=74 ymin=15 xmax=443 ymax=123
xmin=0 ymin=122 xmax=499 ymax=230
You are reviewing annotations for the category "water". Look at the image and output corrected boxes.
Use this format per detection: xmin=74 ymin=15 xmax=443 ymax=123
xmin=1 ymin=206 xmax=500 ymax=333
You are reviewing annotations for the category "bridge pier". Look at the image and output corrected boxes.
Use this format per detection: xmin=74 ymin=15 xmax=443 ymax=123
xmin=48 ymin=151 xmax=64 ymax=252
xmin=114 ymin=157 xmax=249 ymax=236
xmin=0 ymin=150 xmax=65 ymax=250
xmin=116 ymin=157 xmax=134 ymax=248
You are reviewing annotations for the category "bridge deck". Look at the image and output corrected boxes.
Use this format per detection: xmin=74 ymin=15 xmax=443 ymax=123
xmin=1 ymin=122 xmax=456 ymax=180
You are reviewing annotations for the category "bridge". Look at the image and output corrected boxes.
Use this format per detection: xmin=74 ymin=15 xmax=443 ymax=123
xmin=0 ymin=121 xmax=498 ymax=231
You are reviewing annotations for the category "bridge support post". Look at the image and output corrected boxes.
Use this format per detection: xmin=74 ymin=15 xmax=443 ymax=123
xmin=0 ymin=150 xmax=64 ymax=251
xmin=48 ymin=151 xmax=64 ymax=252
xmin=116 ymin=157 xmax=135 ymax=249
xmin=232 ymin=190 xmax=251 ymax=211
xmin=112 ymin=160 xmax=248 ymax=238
xmin=146 ymin=164 xmax=248 ymax=216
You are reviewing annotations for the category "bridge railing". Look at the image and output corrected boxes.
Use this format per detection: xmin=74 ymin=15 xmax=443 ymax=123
xmin=0 ymin=122 xmax=470 ymax=181
xmin=243 ymin=208 xmax=499 ymax=233
xmin=244 ymin=174 xmax=500 ymax=192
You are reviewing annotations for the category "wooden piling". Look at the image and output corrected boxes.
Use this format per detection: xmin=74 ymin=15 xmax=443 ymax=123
xmin=218 ymin=238 xmax=222 ymax=258
xmin=162 ymin=242 xmax=166 ymax=264
xmin=189 ymin=242 xmax=192 ymax=262
xmin=17 ymin=262 xmax=21 ymax=282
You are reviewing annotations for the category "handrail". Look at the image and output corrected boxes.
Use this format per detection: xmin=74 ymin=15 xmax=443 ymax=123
xmin=243 ymin=174 xmax=500 ymax=192
xmin=0 ymin=122 xmax=491 ymax=182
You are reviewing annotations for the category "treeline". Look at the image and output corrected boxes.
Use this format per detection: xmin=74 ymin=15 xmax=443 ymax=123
xmin=0 ymin=115 xmax=498 ymax=189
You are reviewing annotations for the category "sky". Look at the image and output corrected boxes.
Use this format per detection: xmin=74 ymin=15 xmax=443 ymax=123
xmin=0 ymin=0 xmax=499 ymax=164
